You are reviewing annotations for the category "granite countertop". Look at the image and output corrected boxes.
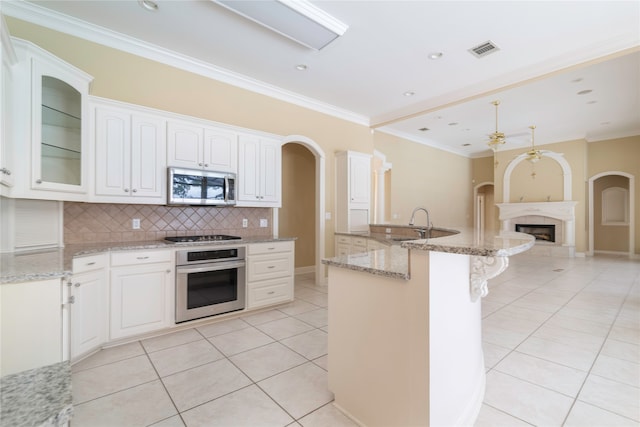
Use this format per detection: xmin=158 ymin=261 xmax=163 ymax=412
xmin=323 ymin=227 xmax=534 ymax=279
xmin=0 ymin=361 xmax=72 ymax=427
xmin=1 ymin=236 xmax=295 ymax=284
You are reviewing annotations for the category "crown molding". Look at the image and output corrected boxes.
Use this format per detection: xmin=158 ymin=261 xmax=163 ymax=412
xmin=377 ymin=126 xmax=470 ymax=158
xmin=2 ymin=0 xmax=369 ymax=126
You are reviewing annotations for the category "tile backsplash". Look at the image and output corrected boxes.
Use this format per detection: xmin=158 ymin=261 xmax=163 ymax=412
xmin=64 ymin=202 xmax=272 ymax=244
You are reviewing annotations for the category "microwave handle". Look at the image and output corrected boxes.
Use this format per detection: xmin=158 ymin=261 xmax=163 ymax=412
xmin=225 ymin=176 xmax=229 ymax=203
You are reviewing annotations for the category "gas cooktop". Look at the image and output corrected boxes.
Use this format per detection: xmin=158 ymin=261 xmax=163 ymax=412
xmin=164 ymin=234 xmax=242 ymax=243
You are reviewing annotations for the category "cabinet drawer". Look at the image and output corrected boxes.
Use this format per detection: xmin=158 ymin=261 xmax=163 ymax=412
xmin=73 ymin=253 xmax=108 ymax=273
xmin=111 ymin=250 xmax=172 ymax=266
xmin=248 ymin=241 xmax=293 ymax=255
xmin=248 ymin=253 xmax=293 ymax=282
xmin=352 ymin=237 xmax=368 ymax=247
xmin=336 ymin=235 xmax=351 ymax=245
xmin=247 ymin=277 xmax=293 ymax=309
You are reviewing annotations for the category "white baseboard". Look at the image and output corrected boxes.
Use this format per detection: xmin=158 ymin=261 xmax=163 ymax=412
xmin=295 ymin=266 xmax=315 ymax=275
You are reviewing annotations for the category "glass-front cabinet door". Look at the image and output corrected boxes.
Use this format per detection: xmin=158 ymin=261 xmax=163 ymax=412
xmin=30 ymin=53 xmax=91 ymax=194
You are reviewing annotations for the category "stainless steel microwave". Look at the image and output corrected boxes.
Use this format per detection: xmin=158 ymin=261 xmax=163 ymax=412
xmin=167 ymin=167 xmax=236 ymax=206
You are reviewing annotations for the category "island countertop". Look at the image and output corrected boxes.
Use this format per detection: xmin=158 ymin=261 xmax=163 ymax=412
xmin=323 ymin=227 xmax=534 ymax=279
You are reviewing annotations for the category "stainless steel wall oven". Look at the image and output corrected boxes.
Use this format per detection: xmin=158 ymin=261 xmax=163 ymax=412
xmin=175 ymin=246 xmax=246 ymax=323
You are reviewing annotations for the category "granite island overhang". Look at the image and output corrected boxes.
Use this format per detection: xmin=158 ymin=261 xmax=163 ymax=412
xmin=322 ymin=228 xmax=534 ymax=427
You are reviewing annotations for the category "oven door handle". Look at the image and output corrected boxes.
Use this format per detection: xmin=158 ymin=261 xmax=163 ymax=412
xmin=176 ymin=261 xmax=246 ymax=274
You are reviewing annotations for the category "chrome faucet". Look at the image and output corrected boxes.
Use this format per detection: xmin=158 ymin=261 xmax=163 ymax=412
xmin=409 ymin=207 xmax=432 ymax=231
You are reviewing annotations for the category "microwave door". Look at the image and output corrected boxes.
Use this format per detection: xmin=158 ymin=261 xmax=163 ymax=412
xmin=205 ymin=176 xmax=226 ymax=204
xmin=172 ymin=174 xmax=206 ymax=204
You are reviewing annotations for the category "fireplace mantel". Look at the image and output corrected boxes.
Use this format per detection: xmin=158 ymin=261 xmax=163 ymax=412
xmin=497 ymin=201 xmax=577 ymax=254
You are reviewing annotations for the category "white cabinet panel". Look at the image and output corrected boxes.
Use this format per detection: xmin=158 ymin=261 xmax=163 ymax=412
xmin=70 ymin=269 xmax=107 ymax=359
xmin=110 ymin=250 xmax=173 ymax=340
xmin=246 ymin=241 xmax=294 ymax=309
xmin=93 ymin=102 xmax=166 ymax=203
xmin=0 ymin=278 xmax=62 ymax=376
xmin=336 ymin=151 xmax=372 ymax=233
xmin=168 ymin=121 xmax=237 ymax=173
xmin=237 ymin=134 xmax=281 ymax=207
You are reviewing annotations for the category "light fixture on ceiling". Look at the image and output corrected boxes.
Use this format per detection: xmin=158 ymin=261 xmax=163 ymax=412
xmin=525 ymin=125 xmax=542 ymax=163
xmin=428 ymin=52 xmax=443 ymax=60
xmin=212 ymin=0 xmax=348 ymax=51
xmin=487 ymin=100 xmax=505 ymax=152
xmin=138 ymin=0 xmax=159 ymax=12
xmin=295 ymin=64 xmax=308 ymax=71
xmin=403 ymin=91 xmax=415 ymax=97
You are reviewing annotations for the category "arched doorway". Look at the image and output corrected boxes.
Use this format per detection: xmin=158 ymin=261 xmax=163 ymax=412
xmin=473 ymin=182 xmax=495 ymax=233
xmin=588 ymin=171 xmax=635 ymax=257
xmin=277 ymin=135 xmax=326 ymax=284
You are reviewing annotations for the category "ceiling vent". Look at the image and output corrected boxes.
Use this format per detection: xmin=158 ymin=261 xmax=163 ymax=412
xmin=469 ymin=41 xmax=500 ymax=58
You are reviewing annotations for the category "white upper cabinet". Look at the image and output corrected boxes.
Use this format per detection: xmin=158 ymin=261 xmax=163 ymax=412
xmin=237 ymin=134 xmax=281 ymax=207
xmin=0 ymin=18 xmax=17 ymax=190
xmin=8 ymin=39 xmax=92 ymax=201
xmin=336 ymin=151 xmax=372 ymax=233
xmin=167 ymin=120 xmax=237 ymax=173
xmin=93 ymin=100 xmax=167 ymax=204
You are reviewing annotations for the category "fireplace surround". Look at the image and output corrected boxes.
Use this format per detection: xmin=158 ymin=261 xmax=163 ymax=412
xmin=515 ymin=224 xmax=556 ymax=242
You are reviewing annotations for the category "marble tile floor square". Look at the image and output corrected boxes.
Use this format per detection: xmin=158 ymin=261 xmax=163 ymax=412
xmin=71 ymin=254 xmax=640 ymax=427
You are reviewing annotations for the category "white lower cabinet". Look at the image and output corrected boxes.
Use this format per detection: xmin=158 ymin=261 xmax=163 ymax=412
xmin=109 ymin=250 xmax=174 ymax=340
xmin=0 ymin=278 xmax=63 ymax=376
xmin=246 ymin=241 xmax=294 ymax=309
xmin=70 ymin=254 xmax=108 ymax=360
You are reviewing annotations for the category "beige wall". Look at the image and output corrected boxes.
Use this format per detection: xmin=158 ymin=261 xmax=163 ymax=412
xmin=588 ymin=136 xmax=640 ymax=255
xmin=279 ymin=143 xmax=315 ymax=268
xmin=374 ymin=132 xmax=473 ymax=228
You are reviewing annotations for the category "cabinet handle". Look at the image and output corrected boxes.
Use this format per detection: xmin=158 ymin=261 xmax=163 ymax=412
xmin=267 ymin=265 xmax=275 ymax=269
xmin=267 ymin=291 xmax=275 ymax=295
xmin=204 ymin=164 xmax=209 ymax=167
xmin=132 ymin=189 xmax=138 ymax=193
xmin=86 ymin=262 xmax=96 ymax=266
xmin=267 ymin=247 xmax=276 ymax=250
xmin=137 ymin=256 xmax=149 ymax=260
xmin=199 ymin=163 xmax=203 ymax=167
xmin=166 ymin=269 xmax=171 ymax=274
xmin=124 ymin=188 xmax=129 ymax=193
xmin=35 ymin=179 xmax=42 ymax=184
xmin=74 ymin=282 xmax=81 ymax=287
xmin=68 ymin=295 xmax=76 ymax=304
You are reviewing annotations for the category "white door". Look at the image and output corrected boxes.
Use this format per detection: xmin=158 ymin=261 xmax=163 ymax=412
xmin=203 ymin=127 xmax=237 ymax=172
xmin=130 ymin=114 xmax=166 ymax=199
xmin=167 ymin=121 xmax=203 ymax=169
xmin=71 ymin=270 xmax=106 ymax=358
xmin=95 ymin=107 xmax=131 ymax=196
xmin=110 ymin=263 xmax=172 ymax=340
xmin=259 ymin=138 xmax=281 ymax=203
xmin=238 ymin=135 xmax=261 ymax=202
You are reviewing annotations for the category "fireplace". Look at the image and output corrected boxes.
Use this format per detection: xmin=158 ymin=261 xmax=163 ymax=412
xmin=515 ymin=224 xmax=555 ymax=242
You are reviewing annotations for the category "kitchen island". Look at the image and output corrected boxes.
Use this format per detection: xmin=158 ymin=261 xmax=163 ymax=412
xmin=322 ymin=228 xmax=534 ymax=427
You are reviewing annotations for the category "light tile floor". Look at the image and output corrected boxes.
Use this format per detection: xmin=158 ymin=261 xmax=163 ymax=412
xmin=71 ymin=253 xmax=640 ymax=426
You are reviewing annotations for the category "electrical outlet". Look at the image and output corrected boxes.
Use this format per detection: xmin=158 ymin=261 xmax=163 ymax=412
xmin=132 ymin=218 xmax=141 ymax=229
xmin=242 ymin=218 xmax=248 ymax=228
xmin=259 ymin=218 xmax=268 ymax=228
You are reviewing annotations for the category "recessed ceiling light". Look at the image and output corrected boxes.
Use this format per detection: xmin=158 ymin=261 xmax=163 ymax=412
xmin=428 ymin=52 xmax=443 ymax=60
xmin=138 ymin=0 xmax=158 ymax=11
xmin=577 ymin=89 xmax=593 ymax=95
xmin=403 ymin=91 xmax=415 ymax=97
xmin=418 ymin=127 xmax=430 ymax=132
xmin=295 ymin=64 xmax=308 ymax=71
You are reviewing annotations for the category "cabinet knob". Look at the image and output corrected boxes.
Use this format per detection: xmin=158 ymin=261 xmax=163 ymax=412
xmin=166 ymin=269 xmax=171 ymax=274
xmin=204 ymin=164 xmax=209 ymax=167
xmin=132 ymin=189 xmax=138 ymax=193
xmin=35 ymin=179 xmax=42 ymax=184
xmin=74 ymin=282 xmax=81 ymax=288
xmin=199 ymin=163 xmax=203 ymax=167
xmin=68 ymin=295 xmax=76 ymax=304
xmin=124 ymin=188 xmax=129 ymax=192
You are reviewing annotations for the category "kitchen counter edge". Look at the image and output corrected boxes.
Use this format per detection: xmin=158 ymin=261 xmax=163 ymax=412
xmin=0 ymin=237 xmax=296 ymax=285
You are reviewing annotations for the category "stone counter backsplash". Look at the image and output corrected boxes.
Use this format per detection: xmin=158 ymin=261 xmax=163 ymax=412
xmin=64 ymin=202 xmax=272 ymax=244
